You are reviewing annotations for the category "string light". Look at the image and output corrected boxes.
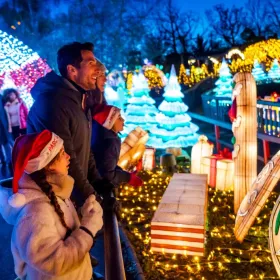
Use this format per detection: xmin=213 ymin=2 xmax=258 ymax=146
xmin=178 ymin=63 xmax=191 ymax=86
xmin=143 ymin=65 xmax=166 ymax=90
xmin=118 ymin=169 xmax=279 ymax=279
xmin=0 ymin=29 xmax=51 ymax=108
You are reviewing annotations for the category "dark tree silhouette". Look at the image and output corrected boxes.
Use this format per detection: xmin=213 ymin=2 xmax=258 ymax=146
xmin=206 ymin=4 xmax=246 ymax=47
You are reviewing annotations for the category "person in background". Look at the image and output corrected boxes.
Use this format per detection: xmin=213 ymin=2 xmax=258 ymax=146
xmin=91 ymin=104 xmax=143 ymax=189
xmin=0 ymin=130 xmax=103 ymax=280
xmin=0 ymin=93 xmax=12 ymax=166
xmin=3 ymin=88 xmax=28 ymax=140
xmin=86 ymin=59 xmax=107 ymax=112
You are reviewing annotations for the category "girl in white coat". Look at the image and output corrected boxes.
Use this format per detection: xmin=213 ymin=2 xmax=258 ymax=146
xmin=0 ymin=129 xmax=103 ymax=280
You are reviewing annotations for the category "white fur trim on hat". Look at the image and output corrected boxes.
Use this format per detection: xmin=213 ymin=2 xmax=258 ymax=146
xmin=8 ymin=193 xmax=26 ymax=208
xmin=25 ymin=133 xmax=64 ymax=174
xmin=103 ymin=107 xmax=121 ymax=130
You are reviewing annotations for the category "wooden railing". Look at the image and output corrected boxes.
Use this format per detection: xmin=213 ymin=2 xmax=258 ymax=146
xmin=257 ymin=100 xmax=280 ymax=137
xmin=202 ymin=93 xmax=280 ymax=138
xmin=189 ymin=111 xmax=280 ymax=164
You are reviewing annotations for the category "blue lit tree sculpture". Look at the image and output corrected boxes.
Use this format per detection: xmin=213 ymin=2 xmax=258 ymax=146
xmin=213 ymin=58 xmax=233 ymax=96
xmin=123 ymin=72 xmax=158 ymax=135
xmin=148 ymin=65 xmax=199 ymax=148
xmin=252 ymin=60 xmax=267 ymax=84
xmin=268 ymin=59 xmax=280 ymax=83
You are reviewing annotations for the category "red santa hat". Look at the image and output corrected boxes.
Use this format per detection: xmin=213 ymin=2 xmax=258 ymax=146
xmin=9 ymin=130 xmax=64 ymax=208
xmin=92 ymin=104 xmax=121 ymax=130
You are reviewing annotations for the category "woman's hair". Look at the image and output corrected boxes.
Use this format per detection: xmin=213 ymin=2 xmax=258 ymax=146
xmin=3 ymin=88 xmax=20 ymax=103
xmin=29 ymin=151 xmax=71 ymax=232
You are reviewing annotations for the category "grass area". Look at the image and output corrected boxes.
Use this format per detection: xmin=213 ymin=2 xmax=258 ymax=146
xmin=118 ymin=169 xmax=280 ymax=280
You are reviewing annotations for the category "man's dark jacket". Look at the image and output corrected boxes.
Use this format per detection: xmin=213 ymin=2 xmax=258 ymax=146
xmin=91 ymin=120 xmax=130 ymax=187
xmin=27 ymin=71 xmax=100 ymax=204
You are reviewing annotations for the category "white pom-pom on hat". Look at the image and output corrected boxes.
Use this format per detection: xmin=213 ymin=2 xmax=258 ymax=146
xmin=8 ymin=193 xmax=26 ymax=208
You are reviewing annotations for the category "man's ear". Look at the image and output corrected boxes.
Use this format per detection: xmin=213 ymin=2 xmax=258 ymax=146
xmin=67 ymin=65 xmax=77 ymax=77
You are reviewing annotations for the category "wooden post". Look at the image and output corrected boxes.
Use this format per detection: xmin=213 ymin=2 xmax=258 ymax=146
xmin=232 ymin=73 xmax=257 ymax=214
xmin=214 ymin=125 xmax=221 ymax=152
xmin=263 ymin=140 xmax=270 ymax=164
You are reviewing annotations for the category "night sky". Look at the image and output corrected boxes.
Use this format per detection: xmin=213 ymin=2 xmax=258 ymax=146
xmin=175 ymin=0 xmax=246 ymax=13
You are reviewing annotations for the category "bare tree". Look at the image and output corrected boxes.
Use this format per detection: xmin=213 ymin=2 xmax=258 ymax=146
xmin=267 ymin=0 xmax=280 ymax=36
xmin=206 ymin=4 xmax=246 ymax=47
xmin=246 ymin=0 xmax=270 ymax=37
xmin=156 ymin=0 xmax=198 ymax=54
xmin=192 ymin=35 xmax=209 ymax=57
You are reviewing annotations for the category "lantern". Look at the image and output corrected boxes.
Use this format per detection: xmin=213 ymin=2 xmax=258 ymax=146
xmin=118 ymin=127 xmax=149 ymax=170
xmin=151 ymin=173 xmax=208 ymax=256
xmin=142 ymin=148 xmax=156 ymax=171
xmin=166 ymin=147 xmax=182 ymax=157
xmin=130 ymin=143 xmax=146 ymax=162
xmin=119 ymin=143 xmax=131 ymax=159
xmin=269 ymin=194 xmax=280 ymax=277
xmin=231 ymin=73 xmax=257 ymax=213
xmin=201 ymin=156 xmax=234 ymax=190
xmin=191 ymin=135 xmax=213 ymax=174
xmin=118 ymin=154 xmax=131 ymax=169
xmin=160 ymin=153 xmax=177 ymax=173
xmin=216 ymin=160 xmax=234 ymax=191
xmin=235 ymin=151 xmax=280 ymax=242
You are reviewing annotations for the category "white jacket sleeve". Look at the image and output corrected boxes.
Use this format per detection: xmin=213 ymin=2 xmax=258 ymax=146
xmin=15 ymin=214 xmax=93 ymax=277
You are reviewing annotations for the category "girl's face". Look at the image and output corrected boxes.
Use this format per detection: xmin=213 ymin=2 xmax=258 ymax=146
xmin=9 ymin=92 xmax=17 ymax=102
xmin=112 ymin=114 xmax=124 ymax=133
xmin=47 ymin=147 xmax=70 ymax=175
xmin=96 ymin=73 xmax=107 ymax=92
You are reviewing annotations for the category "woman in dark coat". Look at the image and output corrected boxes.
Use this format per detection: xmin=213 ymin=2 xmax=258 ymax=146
xmin=91 ymin=104 xmax=142 ymax=188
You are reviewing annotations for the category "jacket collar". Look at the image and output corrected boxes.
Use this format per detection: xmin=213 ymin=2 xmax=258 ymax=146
xmin=66 ymin=78 xmax=87 ymax=95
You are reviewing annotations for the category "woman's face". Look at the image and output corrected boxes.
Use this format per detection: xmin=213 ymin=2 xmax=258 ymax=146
xmin=47 ymin=147 xmax=70 ymax=175
xmin=112 ymin=114 xmax=124 ymax=133
xmin=96 ymin=73 xmax=107 ymax=92
xmin=8 ymin=92 xmax=17 ymax=102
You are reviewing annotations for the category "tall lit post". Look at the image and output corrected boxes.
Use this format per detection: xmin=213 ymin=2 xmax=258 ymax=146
xmin=231 ymin=73 xmax=257 ymax=213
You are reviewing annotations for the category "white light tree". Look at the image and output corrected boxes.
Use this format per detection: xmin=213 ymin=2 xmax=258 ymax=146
xmin=213 ymin=58 xmax=233 ymax=96
xmin=268 ymin=59 xmax=280 ymax=83
xmin=123 ymin=72 xmax=158 ymax=135
xmin=252 ymin=60 xmax=267 ymax=84
xmin=148 ymin=65 xmax=199 ymax=148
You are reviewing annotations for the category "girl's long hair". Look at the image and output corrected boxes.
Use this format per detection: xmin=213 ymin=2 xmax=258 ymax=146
xmin=29 ymin=151 xmax=71 ymax=235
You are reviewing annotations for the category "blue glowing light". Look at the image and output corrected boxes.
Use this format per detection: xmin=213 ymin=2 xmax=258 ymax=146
xmin=148 ymin=65 xmax=199 ymax=148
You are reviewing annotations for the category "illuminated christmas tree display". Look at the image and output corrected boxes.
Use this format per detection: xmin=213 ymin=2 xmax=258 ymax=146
xmin=123 ymin=72 xmax=158 ymax=135
xmin=252 ymin=60 xmax=268 ymax=84
xmin=178 ymin=63 xmax=190 ymax=86
xmin=213 ymin=58 xmax=233 ymax=96
xmin=105 ymin=84 xmax=126 ymax=113
xmin=106 ymin=69 xmax=130 ymax=109
xmin=105 ymin=85 xmax=120 ymax=106
xmin=0 ymin=30 xmax=51 ymax=106
xmin=268 ymin=59 xmax=280 ymax=83
xmin=148 ymin=65 xmax=199 ymax=148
